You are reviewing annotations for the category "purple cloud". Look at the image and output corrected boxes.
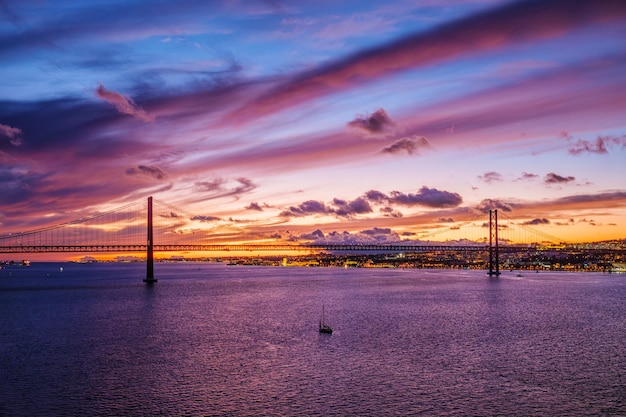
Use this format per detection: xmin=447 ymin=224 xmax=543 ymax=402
xmin=191 ymin=215 xmax=221 ymax=222
xmin=381 ymin=136 xmax=430 ymax=155
xmin=125 ymin=165 xmax=167 ymax=180
xmin=544 ymin=172 xmax=575 ymax=184
xmin=360 ymin=227 xmax=393 ymax=236
xmin=0 ymin=123 xmax=22 ymax=146
xmin=159 ymin=211 xmax=182 ymax=219
xmin=300 ymin=229 xmax=325 ymax=240
xmin=566 ymin=134 xmax=626 ymax=155
xmin=295 ymin=227 xmax=403 ymax=244
xmin=347 ymin=108 xmax=394 ymax=138
xmin=475 ymin=199 xmax=513 ymax=213
xmin=364 ymin=190 xmax=389 ymax=203
xmin=96 ymin=84 xmax=154 ymax=122
xmin=194 ymin=177 xmax=257 ymax=201
xmin=478 ymin=171 xmax=503 ymax=184
xmin=380 ymin=207 xmax=403 ymax=218
xmin=246 ymin=202 xmax=263 ymax=211
xmin=522 ymin=218 xmax=550 ymax=225
xmin=362 ymin=187 xmax=463 ymax=209
xmin=515 ymin=172 xmax=539 ymax=181
xmin=195 ymin=177 xmax=227 ymax=192
xmin=280 ymin=200 xmax=332 ymax=217
xmin=389 ymin=187 xmax=463 ymax=208
xmin=332 ymin=197 xmax=373 ymax=217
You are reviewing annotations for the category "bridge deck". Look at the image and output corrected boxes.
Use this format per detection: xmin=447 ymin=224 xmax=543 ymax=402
xmin=1 ymin=244 xmax=612 ymax=253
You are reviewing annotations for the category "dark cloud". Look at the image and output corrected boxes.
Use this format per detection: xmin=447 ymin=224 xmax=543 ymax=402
xmin=347 ymin=109 xmax=394 ymax=137
xmin=362 ymin=187 xmax=464 ymax=209
xmin=478 ymin=171 xmax=503 ymax=184
xmin=523 ymin=218 xmax=550 ymax=225
xmin=246 ymin=202 xmax=263 ymax=211
xmin=159 ymin=211 xmax=182 ymax=219
xmin=280 ymin=200 xmax=332 ymax=217
xmin=380 ymin=207 xmax=403 ymax=218
xmin=364 ymin=190 xmax=388 ymax=203
xmin=438 ymin=217 xmax=454 ymax=223
xmin=0 ymin=167 xmax=51 ymax=206
xmin=0 ymin=163 xmax=144 ymax=230
xmin=300 ymin=229 xmax=325 ymax=240
xmin=125 ymin=165 xmax=167 ymax=180
xmin=332 ymin=197 xmax=373 ymax=217
xmin=475 ymin=199 xmax=513 ymax=213
xmin=381 ymin=136 xmax=430 ymax=155
xmin=544 ymin=172 xmax=575 ymax=184
xmin=360 ymin=227 xmax=393 ymax=236
xmin=389 ymin=187 xmax=463 ymax=208
xmin=191 ymin=215 xmax=221 ymax=222
xmin=293 ymin=227 xmax=404 ymax=244
xmin=281 ymin=196 xmax=375 ymax=218
xmin=515 ymin=172 xmax=539 ymax=181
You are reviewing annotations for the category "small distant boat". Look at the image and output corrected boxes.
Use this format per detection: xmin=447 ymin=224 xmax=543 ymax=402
xmin=319 ymin=305 xmax=333 ymax=334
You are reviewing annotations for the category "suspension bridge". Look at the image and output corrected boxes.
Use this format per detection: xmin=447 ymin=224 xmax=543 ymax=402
xmin=1 ymin=197 xmax=619 ymax=281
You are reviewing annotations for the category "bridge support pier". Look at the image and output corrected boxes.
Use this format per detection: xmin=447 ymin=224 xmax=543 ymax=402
xmin=488 ymin=209 xmax=500 ymax=277
xmin=143 ymin=196 xmax=157 ymax=283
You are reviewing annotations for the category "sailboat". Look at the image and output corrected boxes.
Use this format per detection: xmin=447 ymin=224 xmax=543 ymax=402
xmin=318 ymin=305 xmax=333 ymax=334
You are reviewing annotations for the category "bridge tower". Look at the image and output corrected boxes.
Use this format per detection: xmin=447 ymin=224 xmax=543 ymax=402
xmin=143 ymin=196 xmax=157 ymax=283
xmin=488 ymin=209 xmax=500 ymax=277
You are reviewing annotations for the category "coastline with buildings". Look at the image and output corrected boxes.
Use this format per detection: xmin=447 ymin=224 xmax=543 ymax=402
xmin=4 ymin=241 xmax=621 ymax=273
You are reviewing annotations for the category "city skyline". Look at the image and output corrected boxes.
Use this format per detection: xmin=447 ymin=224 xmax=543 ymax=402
xmin=2 ymin=0 xmax=626 ymax=247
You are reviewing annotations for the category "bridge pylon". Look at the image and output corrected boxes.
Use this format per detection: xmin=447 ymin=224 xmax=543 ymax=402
xmin=488 ymin=209 xmax=500 ymax=277
xmin=143 ymin=196 xmax=157 ymax=283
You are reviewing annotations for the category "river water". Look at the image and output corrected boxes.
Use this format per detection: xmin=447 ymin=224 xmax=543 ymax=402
xmin=1 ymin=263 xmax=624 ymax=416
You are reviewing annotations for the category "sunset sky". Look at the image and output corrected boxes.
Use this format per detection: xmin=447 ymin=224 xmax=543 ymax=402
xmin=1 ymin=0 xmax=626 ymax=250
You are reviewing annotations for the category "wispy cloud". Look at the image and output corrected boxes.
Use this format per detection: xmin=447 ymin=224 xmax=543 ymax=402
xmin=563 ymin=132 xmax=626 ymax=155
xmin=125 ymin=165 xmax=167 ymax=180
xmin=228 ymin=0 xmax=626 ymax=122
xmin=191 ymin=215 xmax=221 ymax=222
xmin=0 ymin=123 xmax=22 ymax=146
xmin=96 ymin=84 xmax=155 ymax=122
xmin=193 ymin=177 xmax=257 ymax=201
